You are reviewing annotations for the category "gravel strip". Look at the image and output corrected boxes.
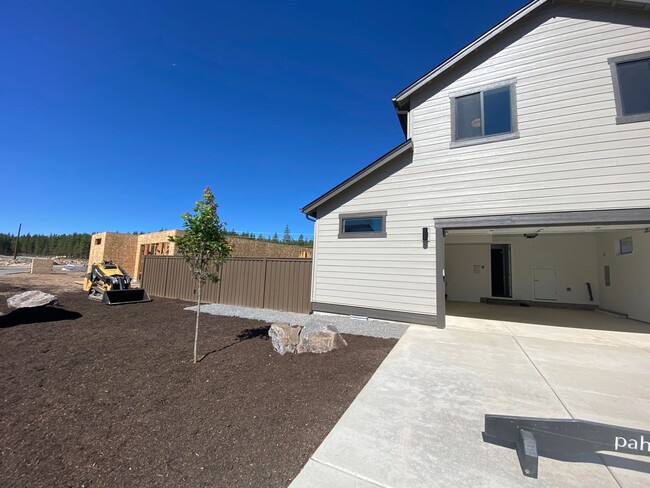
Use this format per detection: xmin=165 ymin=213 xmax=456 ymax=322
xmin=186 ymin=303 xmax=409 ymax=339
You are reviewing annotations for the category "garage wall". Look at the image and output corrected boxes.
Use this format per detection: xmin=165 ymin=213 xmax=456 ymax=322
xmin=596 ymin=230 xmax=650 ymax=323
xmin=445 ymin=233 xmax=600 ymax=305
xmin=494 ymin=234 xmax=599 ymax=305
xmin=445 ymin=244 xmax=490 ymax=302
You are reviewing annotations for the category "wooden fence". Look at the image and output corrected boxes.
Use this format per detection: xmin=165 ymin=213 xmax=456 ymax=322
xmin=140 ymin=256 xmax=312 ymax=313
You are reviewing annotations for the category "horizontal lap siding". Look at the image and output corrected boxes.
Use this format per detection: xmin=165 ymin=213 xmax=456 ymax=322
xmin=312 ymin=3 xmax=650 ymax=317
xmin=409 ymin=5 xmax=650 ymax=219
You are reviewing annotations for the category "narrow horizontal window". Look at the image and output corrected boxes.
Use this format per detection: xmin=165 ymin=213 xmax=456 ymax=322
xmin=452 ymin=83 xmax=516 ymax=143
xmin=338 ymin=212 xmax=387 ymax=238
xmin=609 ymin=51 xmax=650 ymax=124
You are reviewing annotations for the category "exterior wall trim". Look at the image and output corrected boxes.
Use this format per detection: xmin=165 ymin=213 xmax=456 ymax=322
xmin=434 ymin=208 xmax=650 ymax=230
xmin=312 ymin=301 xmax=437 ymax=326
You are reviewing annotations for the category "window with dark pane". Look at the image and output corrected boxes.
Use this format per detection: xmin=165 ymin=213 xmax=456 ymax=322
xmin=616 ymin=58 xmax=650 ymax=116
xmin=483 ymin=86 xmax=512 ymax=136
xmin=455 ymin=93 xmax=482 ymax=140
xmin=453 ymin=84 xmax=514 ymax=141
xmin=343 ymin=217 xmax=383 ymax=233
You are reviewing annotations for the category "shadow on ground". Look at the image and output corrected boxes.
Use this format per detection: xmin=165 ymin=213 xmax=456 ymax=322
xmin=0 ymin=306 xmax=82 ymax=328
xmin=200 ymin=326 xmax=271 ymax=361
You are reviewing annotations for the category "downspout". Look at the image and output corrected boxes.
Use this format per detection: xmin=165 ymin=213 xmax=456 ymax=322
xmin=304 ymin=212 xmax=317 ymax=313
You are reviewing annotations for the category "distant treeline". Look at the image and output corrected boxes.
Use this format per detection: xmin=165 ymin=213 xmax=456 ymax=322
xmin=0 ymin=233 xmax=92 ymax=258
xmin=225 ymin=225 xmax=313 ymax=247
xmin=0 ymin=226 xmax=313 ymax=259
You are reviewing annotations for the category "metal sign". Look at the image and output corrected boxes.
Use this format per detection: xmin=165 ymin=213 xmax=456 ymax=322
xmin=483 ymin=415 xmax=650 ymax=478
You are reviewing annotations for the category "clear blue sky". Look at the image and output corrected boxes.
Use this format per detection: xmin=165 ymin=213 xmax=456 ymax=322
xmin=0 ymin=0 xmax=524 ymax=238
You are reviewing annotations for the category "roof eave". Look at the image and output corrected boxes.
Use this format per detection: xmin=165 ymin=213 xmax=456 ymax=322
xmin=300 ymin=139 xmax=414 ymax=217
xmin=392 ymin=0 xmax=549 ymax=106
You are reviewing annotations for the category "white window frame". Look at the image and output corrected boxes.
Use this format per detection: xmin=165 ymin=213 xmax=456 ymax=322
xmin=449 ymin=79 xmax=519 ymax=148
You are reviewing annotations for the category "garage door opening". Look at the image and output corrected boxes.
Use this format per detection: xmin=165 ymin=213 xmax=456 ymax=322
xmin=435 ymin=209 xmax=650 ymax=329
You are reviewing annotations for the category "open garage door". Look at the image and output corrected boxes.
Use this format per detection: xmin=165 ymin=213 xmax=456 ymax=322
xmin=436 ymin=209 xmax=650 ymax=328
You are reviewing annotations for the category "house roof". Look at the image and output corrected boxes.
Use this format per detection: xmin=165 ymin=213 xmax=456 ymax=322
xmin=302 ymin=0 xmax=650 ymax=218
xmin=300 ymin=139 xmax=413 ymax=217
xmin=392 ymin=0 xmax=650 ymax=109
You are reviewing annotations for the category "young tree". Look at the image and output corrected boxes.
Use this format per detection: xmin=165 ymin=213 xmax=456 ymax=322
xmin=169 ymin=187 xmax=232 ymax=363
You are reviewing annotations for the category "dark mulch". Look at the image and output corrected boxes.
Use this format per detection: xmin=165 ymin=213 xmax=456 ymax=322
xmin=0 ymin=284 xmax=396 ymax=487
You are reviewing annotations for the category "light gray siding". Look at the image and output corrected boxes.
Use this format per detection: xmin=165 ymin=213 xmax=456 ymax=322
xmin=312 ymin=3 xmax=650 ymax=317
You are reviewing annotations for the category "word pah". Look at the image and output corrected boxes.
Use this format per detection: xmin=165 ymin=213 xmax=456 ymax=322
xmin=614 ymin=435 xmax=650 ymax=452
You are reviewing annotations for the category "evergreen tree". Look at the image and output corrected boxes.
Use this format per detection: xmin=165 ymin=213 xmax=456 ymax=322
xmin=272 ymin=232 xmax=279 ymax=243
xmin=297 ymin=234 xmax=305 ymax=245
xmin=283 ymin=225 xmax=291 ymax=243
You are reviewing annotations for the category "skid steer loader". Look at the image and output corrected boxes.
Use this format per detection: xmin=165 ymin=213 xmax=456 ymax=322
xmin=83 ymin=261 xmax=151 ymax=305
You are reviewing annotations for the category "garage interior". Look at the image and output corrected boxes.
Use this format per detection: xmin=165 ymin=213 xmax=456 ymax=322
xmin=437 ymin=210 xmax=650 ymax=328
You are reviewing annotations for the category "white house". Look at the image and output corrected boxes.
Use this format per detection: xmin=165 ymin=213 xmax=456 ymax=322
xmin=301 ymin=0 xmax=650 ymax=327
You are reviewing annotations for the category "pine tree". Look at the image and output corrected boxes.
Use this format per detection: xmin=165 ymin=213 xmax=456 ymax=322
xmin=283 ymin=225 xmax=291 ymax=243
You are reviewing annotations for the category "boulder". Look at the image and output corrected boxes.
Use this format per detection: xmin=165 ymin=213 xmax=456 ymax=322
xmin=269 ymin=322 xmax=303 ymax=355
xmin=7 ymin=290 xmax=58 ymax=309
xmin=297 ymin=322 xmax=347 ymax=354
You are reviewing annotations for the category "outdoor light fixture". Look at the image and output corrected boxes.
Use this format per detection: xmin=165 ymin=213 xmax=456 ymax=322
xmin=524 ymin=233 xmax=538 ymax=239
xmin=422 ymin=227 xmax=429 ymax=242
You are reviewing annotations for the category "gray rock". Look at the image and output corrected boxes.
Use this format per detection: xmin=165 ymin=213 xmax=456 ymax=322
xmin=269 ymin=322 xmax=303 ymax=355
xmin=297 ymin=322 xmax=347 ymax=354
xmin=7 ymin=290 xmax=58 ymax=309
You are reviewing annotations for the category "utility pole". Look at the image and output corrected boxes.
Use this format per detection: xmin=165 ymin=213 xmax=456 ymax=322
xmin=13 ymin=223 xmax=22 ymax=260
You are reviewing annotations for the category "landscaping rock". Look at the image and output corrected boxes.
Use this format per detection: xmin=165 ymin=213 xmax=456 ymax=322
xmin=7 ymin=290 xmax=58 ymax=309
xmin=269 ymin=322 xmax=303 ymax=355
xmin=297 ymin=322 xmax=347 ymax=354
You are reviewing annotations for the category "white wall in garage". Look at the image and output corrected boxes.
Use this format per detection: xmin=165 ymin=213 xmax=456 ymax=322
xmin=445 ymin=244 xmax=490 ymax=302
xmin=445 ymin=233 xmax=600 ymax=305
xmin=596 ymin=230 xmax=650 ymax=323
xmin=494 ymin=234 xmax=599 ymax=305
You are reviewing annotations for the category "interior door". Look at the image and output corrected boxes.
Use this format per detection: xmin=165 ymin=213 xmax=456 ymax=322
xmin=532 ymin=267 xmax=558 ymax=301
xmin=491 ymin=244 xmax=511 ymax=298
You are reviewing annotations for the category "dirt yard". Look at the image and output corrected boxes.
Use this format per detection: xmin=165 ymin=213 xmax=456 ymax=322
xmin=0 ymin=274 xmax=396 ymax=487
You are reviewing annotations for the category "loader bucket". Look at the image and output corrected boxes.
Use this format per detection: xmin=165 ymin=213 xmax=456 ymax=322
xmin=101 ymin=288 xmax=152 ymax=305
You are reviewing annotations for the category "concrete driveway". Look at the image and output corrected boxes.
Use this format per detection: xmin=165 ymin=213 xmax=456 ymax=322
xmin=290 ymin=302 xmax=650 ymax=488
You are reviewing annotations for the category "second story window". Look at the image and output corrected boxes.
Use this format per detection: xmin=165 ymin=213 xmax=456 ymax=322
xmin=609 ymin=51 xmax=650 ymax=124
xmin=451 ymin=80 xmax=518 ymax=147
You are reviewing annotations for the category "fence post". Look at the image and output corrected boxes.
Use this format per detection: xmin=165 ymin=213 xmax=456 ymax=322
xmin=261 ymin=258 xmax=268 ymax=309
xmin=163 ymin=257 xmax=171 ymax=298
xmin=140 ymin=256 xmax=147 ymax=290
xmin=216 ymin=264 xmax=222 ymax=304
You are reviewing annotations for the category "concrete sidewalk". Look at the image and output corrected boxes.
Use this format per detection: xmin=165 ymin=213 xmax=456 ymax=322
xmin=289 ymin=306 xmax=650 ymax=487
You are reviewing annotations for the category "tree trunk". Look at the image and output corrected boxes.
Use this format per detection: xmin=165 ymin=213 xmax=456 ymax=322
xmin=194 ymin=280 xmax=201 ymax=363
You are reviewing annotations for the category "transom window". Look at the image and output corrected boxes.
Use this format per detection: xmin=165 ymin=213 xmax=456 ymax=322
xmin=338 ymin=212 xmax=387 ymax=238
xmin=451 ymin=81 xmax=517 ymax=145
xmin=609 ymin=51 xmax=650 ymax=124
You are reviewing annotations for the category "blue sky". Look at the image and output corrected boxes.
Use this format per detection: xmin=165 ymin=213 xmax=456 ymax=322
xmin=0 ymin=0 xmax=525 ymax=238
